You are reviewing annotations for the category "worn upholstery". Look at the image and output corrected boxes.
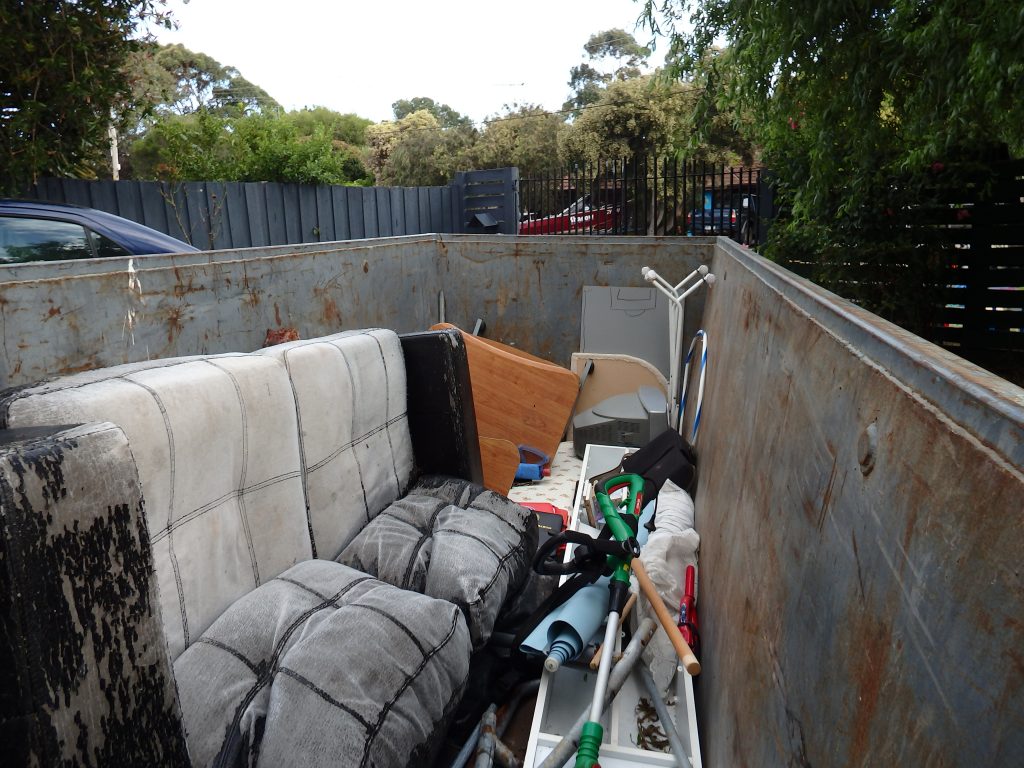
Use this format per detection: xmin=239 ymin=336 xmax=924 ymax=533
xmin=174 ymin=559 xmax=471 ymax=768
xmin=0 ymin=423 xmax=190 ymax=766
xmin=0 ymin=354 xmax=313 ymax=660
xmin=338 ymin=475 xmax=538 ymax=649
xmin=258 ymin=329 xmax=415 ymax=559
xmin=0 ymin=329 xmax=535 ymax=768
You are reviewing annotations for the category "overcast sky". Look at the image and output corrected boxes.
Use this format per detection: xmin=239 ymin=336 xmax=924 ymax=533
xmin=153 ymin=0 xmax=667 ymax=125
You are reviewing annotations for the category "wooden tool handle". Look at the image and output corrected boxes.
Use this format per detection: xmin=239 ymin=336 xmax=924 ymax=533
xmin=632 ymin=559 xmax=701 ymax=676
xmin=589 ymin=592 xmax=637 ymax=670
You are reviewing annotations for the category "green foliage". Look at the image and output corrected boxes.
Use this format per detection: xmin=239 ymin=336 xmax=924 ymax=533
xmin=0 ymin=0 xmax=173 ymax=194
xmin=130 ymin=111 xmax=372 ymax=185
xmin=283 ymin=108 xmax=372 ymax=146
xmin=643 ymin=0 xmax=1024 ymax=328
xmin=392 ymin=97 xmax=473 ymax=130
xmin=367 ymin=110 xmax=476 ymax=186
xmin=560 ymin=76 xmax=693 ymax=163
xmin=124 ymin=42 xmax=280 ymax=125
xmin=565 ymin=29 xmax=652 ymax=115
xmin=470 ymin=105 xmax=566 ymax=178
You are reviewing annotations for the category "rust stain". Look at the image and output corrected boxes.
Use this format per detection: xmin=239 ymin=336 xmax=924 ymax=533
xmin=165 ymin=305 xmax=186 ymax=345
xmin=273 ymin=303 xmax=282 ymax=326
xmin=173 ymin=268 xmax=206 ymax=298
xmin=901 ymin=505 xmax=918 ymax=554
xmin=263 ymin=327 xmax=300 ymax=347
xmin=847 ymin=620 xmax=893 ymax=765
xmin=362 ymin=260 xmax=369 ymax=274
xmin=59 ymin=356 xmax=101 ymax=375
xmin=322 ymin=296 xmax=341 ymax=327
xmin=45 ymin=306 xmax=61 ymax=319
xmin=974 ymin=607 xmax=994 ymax=636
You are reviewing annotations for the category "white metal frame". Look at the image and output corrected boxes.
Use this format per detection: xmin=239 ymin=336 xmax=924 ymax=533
xmin=640 ymin=266 xmax=714 ymax=433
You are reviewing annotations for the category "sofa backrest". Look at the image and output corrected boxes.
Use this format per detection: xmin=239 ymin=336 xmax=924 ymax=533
xmin=258 ymin=329 xmax=415 ymax=559
xmin=0 ymin=329 xmax=417 ymax=660
xmin=0 ymin=353 xmax=312 ymax=660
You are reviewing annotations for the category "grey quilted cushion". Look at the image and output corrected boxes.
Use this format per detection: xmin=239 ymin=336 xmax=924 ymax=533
xmin=173 ymin=559 xmax=471 ymax=768
xmin=337 ymin=476 xmax=538 ymax=649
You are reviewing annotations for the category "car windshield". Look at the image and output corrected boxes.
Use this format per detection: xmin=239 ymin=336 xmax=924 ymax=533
xmin=559 ymin=196 xmax=592 ymax=216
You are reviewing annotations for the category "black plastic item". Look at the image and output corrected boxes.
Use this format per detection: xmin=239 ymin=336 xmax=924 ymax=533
xmin=620 ymin=428 xmax=698 ymax=498
xmin=399 ymin=329 xmax=484 ymax=485
xmin=466 ymin=212 xmax=499 ymax=233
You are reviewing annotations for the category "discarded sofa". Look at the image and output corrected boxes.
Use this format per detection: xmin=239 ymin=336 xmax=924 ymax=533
xmin=0 ymin=328 xmax=538 ymax=767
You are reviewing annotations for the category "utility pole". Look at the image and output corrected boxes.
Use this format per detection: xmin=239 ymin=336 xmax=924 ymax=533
xmin=108 ymin=124 xmax=120 ymax=181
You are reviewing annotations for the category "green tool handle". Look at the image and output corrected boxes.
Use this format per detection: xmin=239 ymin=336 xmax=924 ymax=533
xmin=595 ymin=472 xmax=644 ymax=552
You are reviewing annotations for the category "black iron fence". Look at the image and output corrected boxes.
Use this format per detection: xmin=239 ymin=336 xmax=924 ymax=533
xmin=518 ymin=158 xmax=772 ymax=245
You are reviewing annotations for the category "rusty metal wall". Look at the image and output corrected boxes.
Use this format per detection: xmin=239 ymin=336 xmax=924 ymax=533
xmin=0 ymin=235 xmax=713 ymax=386
xmin=435 ymin=235 xmax=714 ymax=365
xmin=695 ymin=239 xmax=1024 ymax=767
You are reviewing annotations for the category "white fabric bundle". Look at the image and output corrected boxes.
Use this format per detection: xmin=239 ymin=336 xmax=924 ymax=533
xmin=635 ymin=479 xmax=700 ymax=693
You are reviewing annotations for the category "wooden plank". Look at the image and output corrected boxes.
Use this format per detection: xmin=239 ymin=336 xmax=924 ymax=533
xmin=361 ymin=187 xmax=377 ymax=238
xmin=298 ymin=184 xmax=318 ymax=243
xmin=347 ymin=187 xmax=365 ymax=239
xmin=223 ymin=183 xmax=250 ymax=249
xmin=264 ymin=183 xmax=288 ymax=245
xmin=158 ymin=182 xmax=190 ymax=244
xmin=464 ymin=182 xmax=510 ymax=198
xmin=316 ymin=185 xmax=334 ymax=242
xmin=113 ymin=180 xmax=142 ymax=221
xmin=376 ymin=187 xmax=392 ymax=237
xmin=244 ymin=183 xmax=270 ymax=247
xmin=479 ymin=437 xmax=519 ymax=495
xmin=450 ymin=188 xmax=462 ymax=233
xmin=390 ymin=187 xmax=405 ymax=235
xmin=184 ymin=183 xmax=210 ymax=248
xmin=418 ymin=188 xmax=431 ymax=234
xmin=431 ymin=323 xmax=580 ymax=464
xmin=282 ymin=183 xmax=302 ymax=244
xmin=403 ymin=188 xmax=420 ymax=234
xmin=429 ymin=187 xmax=443 ymax=232
xmin=331 ymin=186 xmax=351 ymax=241
xmin=89 ymin=180 xmax=117 ymax=215
xmin=205 ymin=182 xmax=231 ymax=250
xmin=140 ymin=182 xmax=169 ymax=232
xmin=39 ymin=178 xmax=65 ymax=202
xmin=61 ymin=179 xmax=91 ymax=207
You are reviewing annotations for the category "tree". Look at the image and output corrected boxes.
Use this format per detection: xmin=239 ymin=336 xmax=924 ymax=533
xmin=283 ymin=107 xmax=372 ymax=146
xmin=367 ymin=110 xmax=476 ymax=186
xmin=125 ymin=42 xmax=279 ymax=121
xmin=470 ymin=105 xmax=566 ymax=178
xmin=564 ymin=29 xmax=652 ymax=114
xmin=391 ymin=97 xmax=473 ymax=130
xmin=643 ymin=0 xmax=1024 ymax=331
xmin=0 ymin=0 xmax=174 ymax=194
xmin=130 ymin=112 xmax=372 ymax=185
xmin=559 ymin=76 xmax=693 ymax=163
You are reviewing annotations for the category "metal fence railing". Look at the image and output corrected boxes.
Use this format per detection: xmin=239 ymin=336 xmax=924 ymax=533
xmin=518 ymin=158 xmax=771 ymax=245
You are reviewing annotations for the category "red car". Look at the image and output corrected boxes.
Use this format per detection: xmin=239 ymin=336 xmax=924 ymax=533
xmin=518 ymin=196 xmax=619 ymax=235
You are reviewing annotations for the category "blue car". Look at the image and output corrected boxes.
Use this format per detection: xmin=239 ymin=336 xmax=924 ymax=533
xmin=0 ymin=199 xmax=199 ymax=263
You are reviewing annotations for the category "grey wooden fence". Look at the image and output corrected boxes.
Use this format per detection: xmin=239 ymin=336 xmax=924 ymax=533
xmin=26 ymin=178 xmax=470 ymax=249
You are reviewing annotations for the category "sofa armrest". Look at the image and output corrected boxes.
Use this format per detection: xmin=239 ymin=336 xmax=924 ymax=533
xmin=0 ymin=423 xmax=189 ymax=766
xmin=400 ymin=329 xmax=484 ymax=485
